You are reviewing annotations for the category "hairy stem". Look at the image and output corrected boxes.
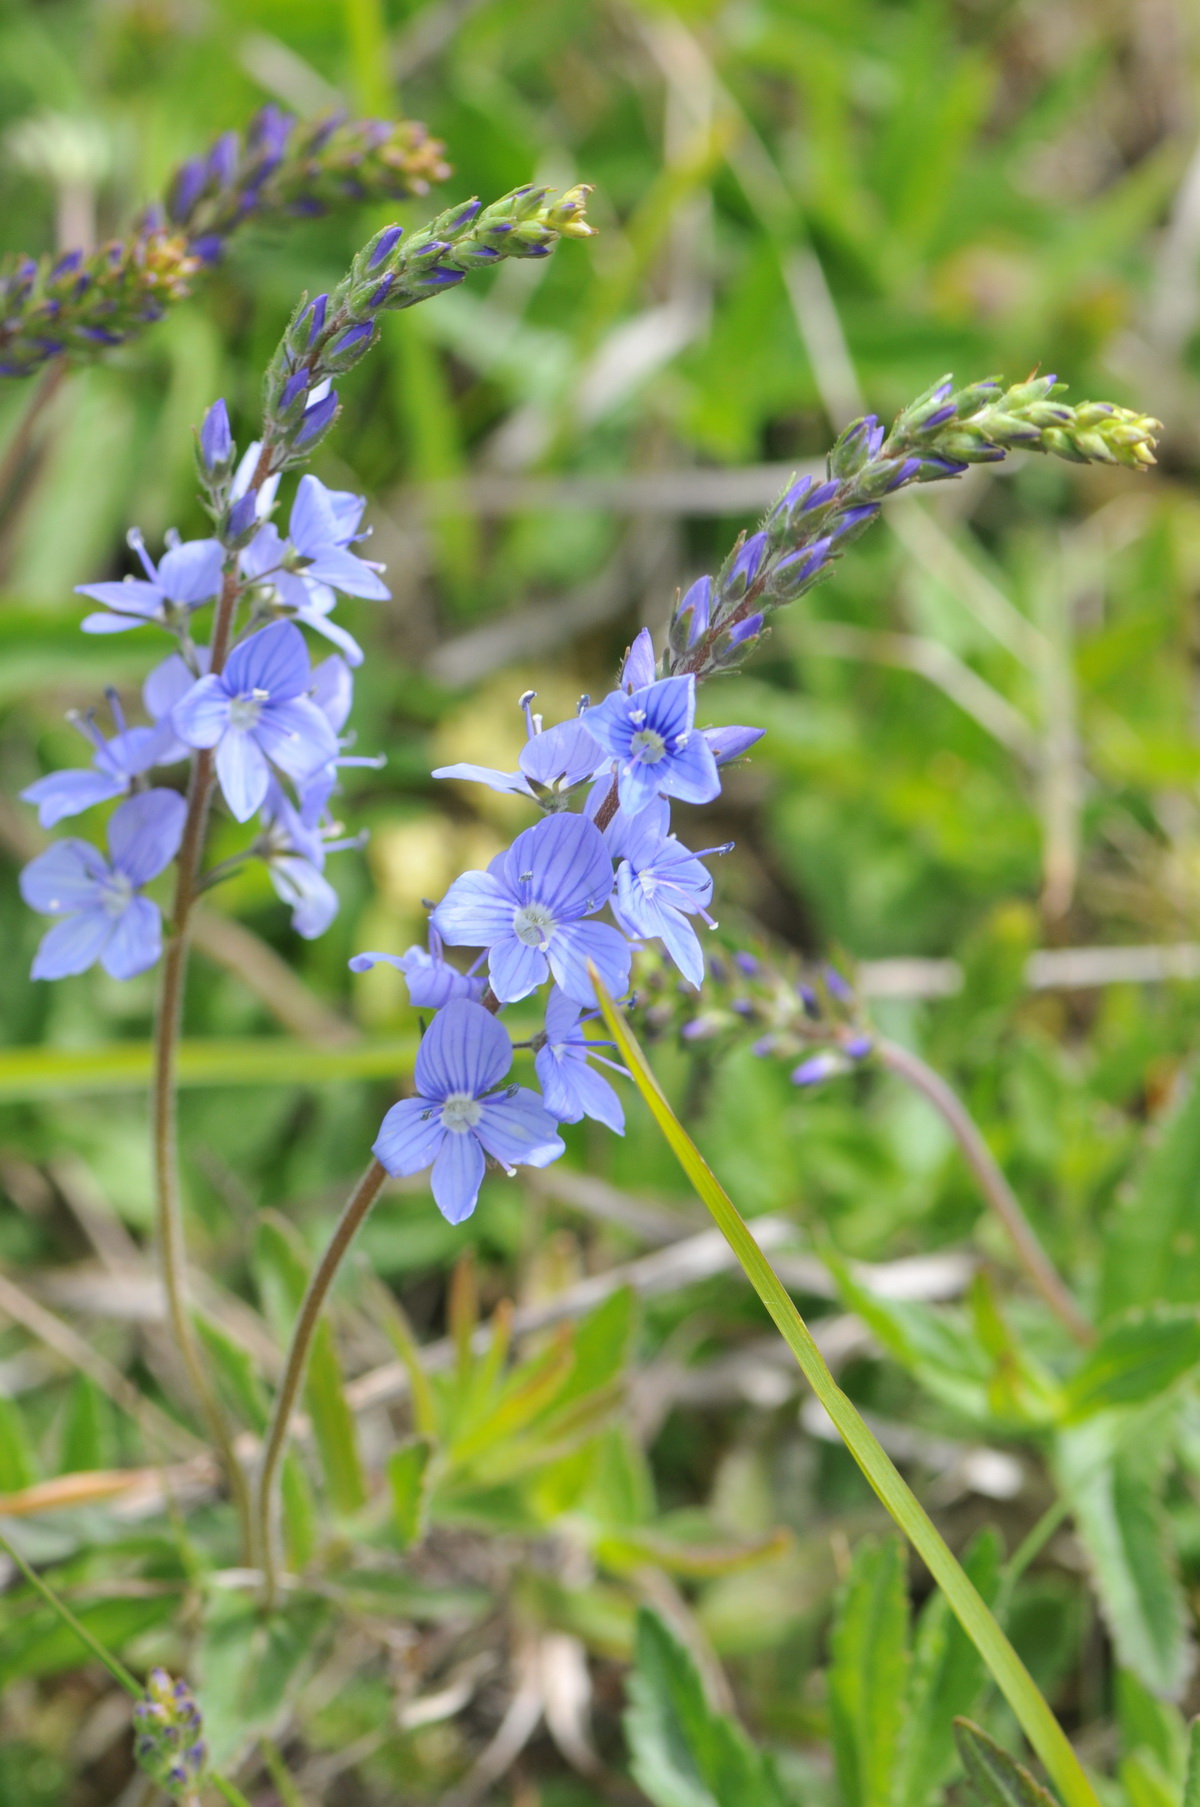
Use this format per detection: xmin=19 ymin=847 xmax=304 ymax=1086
xmin=152 ymin=562 xmax=253 ymax=1555
xmin=256 ymin=1157 xmax=388 ymax=1610
xmin=875 ymin=1037 xmax=1094 ymax=1346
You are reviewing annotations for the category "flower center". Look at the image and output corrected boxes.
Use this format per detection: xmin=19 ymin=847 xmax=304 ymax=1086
xmin=441 ymin=1092 xmax=482 ymax=1133
xmin=630 ymin=726 xmax=666 ymax=764
xmin=228 ymin=688 xmax=269 ymax=731
xmin=98 ymin=871 xmax=134 ymax=919
xmin=513 ymin=902 xmax=555 ymax=947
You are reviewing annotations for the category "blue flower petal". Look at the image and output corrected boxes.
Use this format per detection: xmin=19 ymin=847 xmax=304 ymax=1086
xmin=475 ymin=1088 xmax=565 ymax=1170
xmin=31 ymin=907 xmax=112 ymax=979
xmin=431 ymin=1130 xmax=487 ymax=1224
xmin=100 ymin=894 xmax=163 ymax=979
xmin=432 ymin=871 xmax=514 ymax=948
xmin=20 ymin=840 xmax=108 ymax=914
xmin=107 ymin=789 xmax=186 ymax=885
xmin=488 ymin=935 xmax=548 ymax=1003
xmin=547 ymin=919 xmax=632 ymax=1007
xmin=374 ymin=1097 xmax=447 ymax=1176
xmin=216 ymin=730 xmax=271 ymax=822
xmin=414 ymin=997 xmax=511 ymax=1101
xmin=21 ymin=768 xmax=128 ymax=827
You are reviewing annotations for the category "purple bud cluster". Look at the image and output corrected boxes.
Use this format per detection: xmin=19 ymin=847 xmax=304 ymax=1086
xmin=355 ymin=627 xmax=764 ymax=1223
xmin=0 ymin=106 xmax=452 ymax=379
xmin=19 ymin=401 xmax=388 ymax=971
xmin=664 ymin=374 xmax=1161 ymax=683
xmin=258 ymin=182 xmax=596 ymax=472
xmin=132 ymin=1668 xmax=206 ymax=1797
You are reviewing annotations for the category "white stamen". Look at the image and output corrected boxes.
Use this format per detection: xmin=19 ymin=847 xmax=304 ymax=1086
xmin=440 ymin=1092 xmax=482 ymax=1133
xmin=513 ymin=902 xmax=555 ymax=948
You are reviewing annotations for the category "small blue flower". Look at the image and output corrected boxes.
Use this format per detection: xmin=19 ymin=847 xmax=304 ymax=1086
xmin=76 ymin=530 xmax=224 ymax=635
xmin=613 ymin=799 xmax=728 ymax=988
xmin=535 ymin=986 xmax=626 ymax=1133
xmin=582 ymin=674 xmax=720 ymax=818
xmin=373 ymin=998 xmax=565 ymax=1223
xmin=21 ymin=675 xmax=186 ymax=827
xmin=433 ymin=700 xmax=604 ymax=806
xmin=20 ymin=789 xmax=186 ymax=980
xmin=240 ymin=474 xmax=389 ymax=666
xmin=703 ymin=723 xmax=765 ymax=765
xmin=257 ymin=779 xmax=342 ymax=939
xmin=349 ymin=926 xmax=485 ymax=1008
xmin=432 ymin=812 xmax=631 ymax=1007
xmin=172 ymin=621 xmax=338 ymax=822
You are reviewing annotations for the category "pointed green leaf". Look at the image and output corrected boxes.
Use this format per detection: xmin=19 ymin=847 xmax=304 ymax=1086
xmin=829 ymin=1535 xmax=909 ymax=1807
xmin=389 ymin=1437 xmax=435 ymax=1550
xmin=1183 ymin=1717 xmax=1200 ymax=1807
xmin=195 ymin=1312 xmax=270 ymax=1434
xmin=953 ymin=1719 xmax=1060 ymax=1807
xmin=306 ymin=1319 xmax=367 ymax=1517
xmin=1101 ymin=1067 xmax=1200 ymax=1317
xmin=1063 ymin=1309 xmax=1200 ymax=1420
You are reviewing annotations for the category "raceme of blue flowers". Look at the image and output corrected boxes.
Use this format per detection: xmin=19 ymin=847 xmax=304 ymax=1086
xmin=19 ymin=392 xmax=767 ymax=1225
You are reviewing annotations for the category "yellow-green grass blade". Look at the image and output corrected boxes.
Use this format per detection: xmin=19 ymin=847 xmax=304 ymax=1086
xmin=589 ymin=967 xmax=1098 ymax=1807
xmin=0 ymin=1036 xmax=416 ymax=1101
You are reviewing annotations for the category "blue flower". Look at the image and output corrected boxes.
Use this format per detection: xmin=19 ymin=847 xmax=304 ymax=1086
xmin=172 ymin=621 xmax=338 ymax=822
xmin=535 ymin=986 xmax=626 ymax=1133
xmin=240 ymin=474 xmax=388 ymax=666
xmin=373 ymin=998 xmax=565 ymax=1223
xmin=704 ymin=723 xmax=765 ymax=765
xmin=350 ymin=926 xmax=485 ymax=1008
xmin=20 ymin=789 xmax=186 ymax=981
xmin=620 ymin=627 xmax=658 ymax=691
xmin=257 ymin=778 xmax=342 ymax=939
xmin=432 ymin=812 xmax=631 ymax=1006
xmin=613 ymin=799 xmax=728 ymax=988
xmin=21 ymin=675 xmax=187 ymax=827
xmin=582 ymin=674 xmax=720 ymax=818
xmin=433 ymin=701 xmax=604 ymax=806
xmin=76 ymin=530 xmax=224 ymax=635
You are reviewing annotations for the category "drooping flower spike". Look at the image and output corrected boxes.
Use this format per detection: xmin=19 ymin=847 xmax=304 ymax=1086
xmin=373 ymin=998 xmax=564 ymax=1223
xmin=20 ymin=788 xmax=186 ymax=980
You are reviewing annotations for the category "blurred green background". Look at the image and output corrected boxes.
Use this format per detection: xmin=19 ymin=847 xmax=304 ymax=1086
xmin=3 ymin=0 xmax=1200 ymax=1802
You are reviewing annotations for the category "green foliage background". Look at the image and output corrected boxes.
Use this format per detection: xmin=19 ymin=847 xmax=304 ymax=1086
xmin=2 ymin=0 xmax=1200 ymax=1802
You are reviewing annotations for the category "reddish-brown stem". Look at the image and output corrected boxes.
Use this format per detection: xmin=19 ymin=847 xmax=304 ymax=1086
xmin=256 ymin=1157 xmax=389 ymax=1609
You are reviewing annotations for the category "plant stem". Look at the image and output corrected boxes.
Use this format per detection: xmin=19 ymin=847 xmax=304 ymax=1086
xmin=874 ymin=1038 xmax=1093 ymax=1346
xmin=592 ymin=972 xmax=1101 ymax=1807
xmin=255 ymin=1157 xmax=388 ymax=1610
xmin=152 ymin=562 xmax=253 ymax=1557
xmin=0 ymin=1523 xmax=140 ymax=1694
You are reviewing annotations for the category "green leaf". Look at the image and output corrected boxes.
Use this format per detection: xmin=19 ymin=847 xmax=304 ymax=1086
xmin=0 ymin=1592 xmax=170 ymax=1687
xmin=953 ymin=1719 xmax=1060 ymax=1807
xmin=280 ymin=1452 xmax=317 ymax=1574
xmin=0 ymin=1397 xmax=37 ymax=1493
xmin=306 ymin=1318 xmax=367 ymax=1517
xmin=1184 ymin=1717 xmax=1200 ymax=1807
xmin=1115 ymin=1668 xmax=1187 ymax=1784
xmin=197 ymin=1591 xmax=330 ymax=1768
xmin=1063 ymin=1309 xmax=1200 ymax=1420
xmin=623 ymin=1606 xmax=791 ymax=1807
xmin=591 ymin=973 xmax=1101 ymax=1807
xmin=1101 ymin=1067 xmax=1200 ymax=1317
xmin=1120 ymin=1750 xmax=1181 ymax=1807
xmin=829 ymin=1535 xmax=909 ymax=1807
xmin=389 ymin=1437 xmax=435 ymax=1550
xmin=195 ymin=1312 xmax=270 ymax=1434
xmin=1060 ymin=1424 xmax=1193 ymax=1700
xmin=896 ymin=1529 xmax=1002 ymax=1807
xmin=57 ymin=1375 xmax=112 ymax=1474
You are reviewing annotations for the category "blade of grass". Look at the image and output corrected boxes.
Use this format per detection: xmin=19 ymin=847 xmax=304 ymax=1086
xmin=0 ymin=1035 xmax=416 ymax=1101
xmin=589 ymin=966 xmax=1099 ymax=1807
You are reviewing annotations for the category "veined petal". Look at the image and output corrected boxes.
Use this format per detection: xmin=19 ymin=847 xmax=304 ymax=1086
xmin=302 ymin=544 xmax=389 ymax=600
xmin=704 ymin=723 xmax=765 ymax=764
xmin=620 ymin=626 xmax=657 ymax=691
xmin=74 ymin=579 xmax=165 ymax=619
xmin=548 ymin=919 xmax=632 ymax=1007
xmin=172 ymin=675 xmax=231 ymax=749
xmin=431 ymin=870 xmax=514 ymax=947
xmin=475 ymin=1088 xmax=565 ymax=1170
xmin=144 ymin=650 xmax=209 ymax=722
xmin=255 ymin=696 xmax=339 ymax=780
xmin=21 ymin=768 xmax=127 ymax=827
xmin=240 ymin=523 xmax=287 ymax=582
xmin=374 ymin=1097 xmax=446 ymax=1176
xmin=293 ymin=606 xmax=365 ymax=668
xmin=20 ymin=840 xmax=108 ymax=914
xmin=430 ymin=1131 xmax=486 ymax=1224
xmin=311 ymin=655 xmax=354 ymax=732
xmin=80 ymin=610 xmax=158 ymax=635
xmin=505 ymin=813 xmax=613 ymax=920
xmin=543 ymin=984 xmax=582 ymax=1045
xmin=224 ymin=620 xmax=311 ymax=701
xmin=156 ymin=538 xmax=224 ymax=605
xmin=519 ymin=718 xmax=605 ymax=791
xmin=287 ymin=473 xmax=343 ymax=556
xmin=432 ymin=762 xmax=533 ymax=798
xmin=268 ymin=856 xmax=340 ymax=938
xmin=536 ymin=1047 xmax=624 ymax=1132
xmin=100 ymin=894 xmax=163 ymax=979
xmin=657 ymin=732 xmax=720 ymax=806
xmin=614 ymin=756 xmax=665 ymax=818
xmin=216 ymin=730 xmax=270 ymax=822
xmin=657 ymin=906 xmax=706 ymax=989
xmin=31 ymin=908 xmax=112 ymax=979
xmin=413 ymin=997 xmax=511 ymax=1101
xmin=106 ymin=789 xmax=186 ymax=885
xmin=488 ymin=934 xmax=547 ymax=1003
